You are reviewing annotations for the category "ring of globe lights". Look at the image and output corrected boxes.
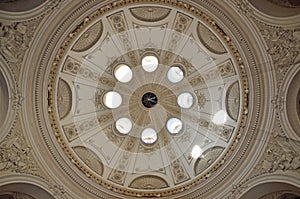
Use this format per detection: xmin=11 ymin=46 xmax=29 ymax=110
xmin=102 ymin=54 xmax=193 ymax=143
xmin=45 ymin=1 xmax=251 ymax=196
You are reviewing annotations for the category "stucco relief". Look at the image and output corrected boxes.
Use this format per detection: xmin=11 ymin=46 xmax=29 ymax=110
xmin=130 ymin=6 xmax=171 ymax=22
xmin=226 ymin=81 xmax=240 ymax=121
xmin=57 ymin=79 xmax=72 ymax=120
xmin=72 ymin=21 xmax=103 ymax=52
xmin=129 ymin=175 xmax=169 ymax=189
xmin=0 ymin=20 xmax=41 ymax=77
xmin=256 ymin=22 xmax=300 ymax=81
xmin=48 ymin=183 xmax=67 ymax=199
xmin=18 ymin=0 xmax=274 ymax=197
xmin=232 ymin=0 xmax=254 ymax=16
xmin=73 ymin=146 xmax=104 ymax=176
xmin=197 ymin=22 xmax=226 ymax=54
xmin=194 ymin=147 xmax=224 ymax=175
xmin=0 ymin=124 xmax=37 ymax=174
xmin=254 ymin=130 xmax=300 ymax=174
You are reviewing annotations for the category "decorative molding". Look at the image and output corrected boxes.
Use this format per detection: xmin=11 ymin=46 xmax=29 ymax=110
xmin=73 ymin=146 xmax=104 ymax=176
xmin=255 ymin=21 xmax=300 ymax=82
xmin=252 ymin=130 xmax=300 ymax=176
xmin=48 ymin=183 xmax=67 ymax=199
xmin=197 ymin=22 xmax=226 ymax=54
xmin=0 ymin=128 xmax=37 ymax=174
xmin=226 ymin=182 xmax=249 ymax=199
xmin=232 ymin=0 xmax=254 ymax=16
xmin=0 ymin=20 xmax=41 ymax=78
xmin=129 ymin=175 xmax=169 ymax=189
xmin=226 ymin=81 xmax=240 ymax=121
xmin=226 ymin=120 xmax=300 ymax=198
xmin=29 ymin=0 xmax=258 ymax=197
xmin=57 ymin=79 xmax=72 ymax=119
xmin=72 ymin=21 xmax=103 ymax=52
xmin=11 ymin=88 xmax=24 ymax=111
xmin=271 ymin=87 xmax=284 ymax=111
xmin=43 ymin=0 xmax=64 ymax=12
xmin=130 ymin=6 xmax=171 ymax=22
xmin=195 ymin=147 xmax=224 ymax=175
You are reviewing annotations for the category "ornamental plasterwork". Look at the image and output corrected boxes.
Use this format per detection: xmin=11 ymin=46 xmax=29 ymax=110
xmin=232 ymin=0 xmax=254 ymax=16
xmin=231 ymin=0 xmax=300 ymax=83
xmin=231 ymin=0 xmax=300 ymax=177
xmin=3 ymin=0 xmax=293 ymax=198
xmin=0 ymin=20 xmax=40 ymax=77
xmin=0 ymin=121 xmax=38 ymax=174
xmin=255 ymin=21 xmax=300 ymax=81
xmin=252 ymin=126 xmax=300 ymax=176
xmin=46 ymin=1 xmax=249 ymax=197
xmin=226 ymin=120 xmax=300 ymax=198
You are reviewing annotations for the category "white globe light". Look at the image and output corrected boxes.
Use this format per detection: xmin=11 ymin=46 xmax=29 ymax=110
xmin=142 ymin=55 xmax=158 ymax=72
xmin=166 ymin=118 xmax=183 ymax=134
xmin=103 ymin=91 xmax=122 ymax=109
xmin=116 ymin=118 xmax=132 ymax=134
xmin=114 ymin=64 xmax=133 ymax=83
xmin=141 ymin=128 xmax=157 ymax=144
xmin=177 ymin=92 xmax=194 ymax=109
xmin=167 ymin=66 xmax=184 ymax=83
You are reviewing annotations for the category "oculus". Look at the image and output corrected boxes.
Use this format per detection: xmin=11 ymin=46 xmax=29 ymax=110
xmin=177 ymin=92 xmax=194 ymax=109
xmin=141 ymin=128 xmax=157 ymax=144
xmin=167 ymin=66 xmax=184 ymax=83
xmin=116 ymin=118 xmax=132 ymax=134
xmin=114 ymin=64 xmax=133 ymax=83
xmin=142 ymin=55 xmax=159 ymax=72
xmin=166 ymin=118 xmax=183 ymax=134
xmin=103 ymin=91 xmax=122 ymax=109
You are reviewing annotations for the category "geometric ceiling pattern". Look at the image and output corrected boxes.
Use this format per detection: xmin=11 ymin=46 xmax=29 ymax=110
xmin=0 ymin=0 xmax=299 ymax=199
xmin=48 ymin=2 xmax=247 ymax=196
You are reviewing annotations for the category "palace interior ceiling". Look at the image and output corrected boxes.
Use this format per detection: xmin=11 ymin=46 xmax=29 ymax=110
xmin=0 ymin=0 xmax=299 ymax=198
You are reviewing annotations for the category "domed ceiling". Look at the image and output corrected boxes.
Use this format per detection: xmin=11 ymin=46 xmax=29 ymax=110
xmin=48 ymin=2 xmax=247 ymax=196
xmin=1 ymin=0 xmax=299 ymax=198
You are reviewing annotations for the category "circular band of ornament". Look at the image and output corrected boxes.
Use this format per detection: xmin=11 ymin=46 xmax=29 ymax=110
xmin=47 ymin=0 xmax=249 ymax=197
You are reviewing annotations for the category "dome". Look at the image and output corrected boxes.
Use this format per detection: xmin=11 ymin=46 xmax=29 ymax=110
xmin=48 ymin=1 xmax=248 ymax=196
xmin=1 ymin=0 xmax=299 ymax=198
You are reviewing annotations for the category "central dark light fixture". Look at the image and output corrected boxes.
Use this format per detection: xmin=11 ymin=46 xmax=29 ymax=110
xmin=142 ymin=92 xmax=158 ymax=108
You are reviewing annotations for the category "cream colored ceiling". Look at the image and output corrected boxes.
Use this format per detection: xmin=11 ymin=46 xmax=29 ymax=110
xmin=0 ymin=0 xmax=299 ymax=199
xmin=49 ymin=3 xmax=246 ymax=195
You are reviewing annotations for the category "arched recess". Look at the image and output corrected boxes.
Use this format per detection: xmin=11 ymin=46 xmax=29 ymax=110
xmin=278 ymin=63 xmax=300 ymax=140
xmin=0 ymin=70 xmax=9 ymax=133
xmin=241 ymin=182 xmax=300 ymax=199
xmin=0 ymin=58 xmax=18 ymax=143
xmin=0 ymin=192 xmax=36 ymax=199
xmin=0 ymin=0 xmax=45 ymax=12
xmin=286 ymin=69 xmax=300 ymax=138
xmin=0 ymin=175 xmax=54 ymax=199
xmin=0 ymin=0 xmax=62 ymax=21
xmin=0 ymin=183 xmax=54 ymax=199
xmin=249 ymin=0 xmax=300 ymax=17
